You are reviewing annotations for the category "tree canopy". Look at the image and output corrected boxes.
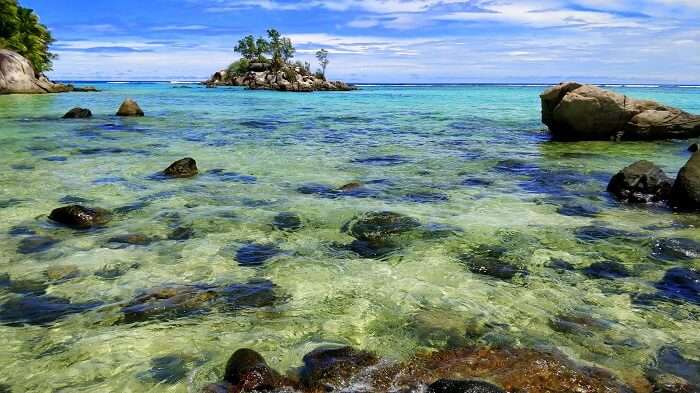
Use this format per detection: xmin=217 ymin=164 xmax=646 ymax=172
xmin=0 ymin=0 xmax=56 ymax=73
xmin=233 ymin=29 xmax=295 ymax=71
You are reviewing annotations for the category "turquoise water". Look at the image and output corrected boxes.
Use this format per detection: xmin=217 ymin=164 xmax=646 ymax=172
xmin=0 ymin=83 xmax=699 ymax=392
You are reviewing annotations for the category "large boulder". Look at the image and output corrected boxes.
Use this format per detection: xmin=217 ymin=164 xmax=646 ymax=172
xmin=116 ymin=99 xmax=144 ymax=116
xmin=62 ymin=107 xmax=92 ymax=119
xmin=541 ymin=82 xmax=700 ymax=140
xmin=48 ymin=205 xmax=112 ymax=229
xmin=607 ymin=160 xmax=673 ymax=203
xmin=671 ymin=152 xmax=700 ymax=210
xmin=0 ymin=49 xmax=72 ymax=94
xmin=163 ymin=157 xmax=198 ymax=178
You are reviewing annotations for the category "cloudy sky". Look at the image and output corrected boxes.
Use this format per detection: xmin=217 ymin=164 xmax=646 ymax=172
xmin=24 ymin=0 xmax=700 ymax=83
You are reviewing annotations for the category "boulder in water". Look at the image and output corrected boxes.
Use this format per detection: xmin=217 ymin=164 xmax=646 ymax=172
xmin=671 ymin=152 xmax=700 ymax=210
xmin=116 ymin=98 xmax=144 ymax=116
xmin=224 ymin=349 xmax=279 ymax=391
xmin=540 ymin=82 xmax=700 ymax=140
xmin=62 ymin=107 xmax=92 ymax=119
xmin=163 ymin=158 xmax=198 ymax=178
xmin=300 ymin=346 xmax=379 ymax=389
xmin=607 ymin=160 xmax=673 ymax=203
xmin=48 ymin=205 xmax=112 ymax=229
xmin=343 ymin=211 xmax=420 ymax=243
xmin=429 ymin=379 xmax=505 ymax=393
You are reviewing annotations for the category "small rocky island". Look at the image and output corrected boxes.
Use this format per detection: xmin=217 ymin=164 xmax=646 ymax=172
xmin=206 ymin=29 xmax=354 ymax=92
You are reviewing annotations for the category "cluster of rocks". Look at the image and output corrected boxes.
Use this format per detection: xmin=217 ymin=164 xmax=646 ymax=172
xmin=540 ymin=82 xmax=700 ymax=141
xmin=206 ymin=63 xmax=355 ymax=92
xmin=201 ymin=345 xmax=677 ymax=393
xmin=607 ymin=152 xmax=700 ymax=209
xmin=62 ymin=98 xmax=145 ymax=119
xmin=0 ymin=49 xmax=97 ymax=95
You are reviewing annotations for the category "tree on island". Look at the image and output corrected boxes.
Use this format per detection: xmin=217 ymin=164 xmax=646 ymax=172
xmin=315 ymin=49 xmax=329 ymax=80
xmin=0 ymin=0 xmax=56 ymax=73
xmin=232 ymin=29 xmax=296 ymax=74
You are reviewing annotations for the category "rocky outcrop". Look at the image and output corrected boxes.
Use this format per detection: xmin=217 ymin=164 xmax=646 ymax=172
xmin=607 ymin=160 xmax=673 ymax=203
xmin=163 ymin=157 xmax=198 ymax=178
xmin=116 ymin=99 xmax=144 ymax=116
xmin=205 ymin=64 xmax=355 ymax=92
xmin=0 ymin=49 xmax=72 ymax=94
xmin=541 ymin=82 xmax=700 ymax=140
xmin=671 ymin=152 xmax=700 ymax=210
xmin=48 ymin=205 xmax=112 ymax=229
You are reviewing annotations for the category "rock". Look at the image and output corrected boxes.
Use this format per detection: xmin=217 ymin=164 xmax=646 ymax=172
xmin=168 ymin=226 xmax=195 ymax=241
xmin=459 ymin=245 xmax=527 ymax=280
xmin=94 ymin=263 xmax=140 ymax=280
xmin=107 ymin=234 xmax=153 ymax=246
xmin=163 ymin=158 xmax=198 ymax=178
xmin=607 ymin=160 xmax=673 ymax=203
xmin=428 ymin=379 xmax=505 ymax=393
xmin=142 ymin=355 xmax=190 ymax=384
xmin=0 ymin=49 xmax=72 ymax=94
xmin=574 ymin=225 xmax=636 ymax=242
xmin=72 ymin=86 xmax=99 ymax=92
xmin=582 ymin=261 xmax=631 ymax=279
xmin=272 ymin=212 xmax=302 ymax=232
xmin=546 ymin=258 xmax=575 ymax=271
xmin=654 ymin=267 xmax=700 ymax=304
xmin=235 ymin=243 xmax=280 ymax=266
xmin=671 ymin=152 xmax=700 ymax=209
xmin=338 ymin=181 xmax=364 ymax=192
xmin=224 ymin=349 xmax=279 ymax=391
xmin=651 ymin=238 xmax=700 ymax=261
xmin=62 ymin=107 xmax=92 ymax=119
xmin=688 ymin=143 xmax=699 ymax=153
xmin=0 ymin=274 xmax=48 ymax=295
xmin=343 ymin=211 xmax=420 ymax=243
xmin=652 ymin=346 xmax=700 ymax=387
xmin=0 ymin=294 xmax=100 ymax=326
xmin=540 ymin=82 xmax=700 ymax=140
xmin=205 ymin=67 xmax=356 ymax=92
xmin=300 ymin=346 xmax=379 ymax=389
xmin=648 ymin=373 xmax=696 ymax=393
xmin=17 ymin=235 xmax=58 ymax=254
xmin=121 ymin=285 xmax=220 ymax=323
xmin=348 ymin=239 xmax=399 ymax=259
xmin=116 ymin=98 xmax=144 ymax=116
xmin=45 ymin=265 xmax=79 ymax=281
xmin=48 ymin=205 xmax=112 ymax=229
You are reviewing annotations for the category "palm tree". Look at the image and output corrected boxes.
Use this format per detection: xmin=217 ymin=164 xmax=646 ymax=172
xmin=0 ymin=0 xmax=56 ymax=73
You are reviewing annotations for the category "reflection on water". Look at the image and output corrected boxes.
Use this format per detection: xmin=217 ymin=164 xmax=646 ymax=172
xmin=0 ymin=83 xmax=699 ymax=391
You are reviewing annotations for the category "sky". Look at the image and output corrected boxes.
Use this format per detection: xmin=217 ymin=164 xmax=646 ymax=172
xmin=22 ymin=0 xmax=700 ymax=83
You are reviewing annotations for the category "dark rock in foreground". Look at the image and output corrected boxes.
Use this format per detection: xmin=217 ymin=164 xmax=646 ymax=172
xmin=300 ymin=346 xmax=379 ymax=389
xmin=343 ymin=211 xmax=420 ymax=243
xmin=116 ymin=98 xmax=144 ymax=116
xmin=607 ymin=160 xmax=673 ymax=203
xmin=224 ymin=349 xmax=280 ymax=391
xmin=48 ymin=205 xmax=112 ymax=229
xmin=272 ymin=212 xmax=303 ymax=232
xmin=671 ymin=151 xmax=700 ymax=210
xmin=541 ymin=82 xmax=700 ymax=140
xmin=163 ymin=157 xmax=199 ymax=178
xmin=62 ymin=107 xmax=92 ymax=119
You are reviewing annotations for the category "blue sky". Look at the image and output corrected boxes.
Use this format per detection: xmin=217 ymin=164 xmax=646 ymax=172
xmin=24 ymin=0 xmax=700 ymax=83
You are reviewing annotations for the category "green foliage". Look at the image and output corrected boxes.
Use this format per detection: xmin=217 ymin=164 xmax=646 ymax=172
xmin=283 ymin=66 xmax=297 ymax=82
xmin=315 ymin=49 xmax=329 ymax=78
xmin=294 ymin=60 xmax=310 ymax=75
xmin=314 ymin=70 xmax=326 ymax=80
xmin=233 ymin=28 xmax=297 ymax=72
xmin=226 ymin=58 xmax=250 ymax=79
xmin=0 ymin=0 xmax=56 ymax=73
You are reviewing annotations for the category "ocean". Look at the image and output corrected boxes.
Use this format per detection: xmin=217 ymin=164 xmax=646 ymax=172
xmin=0 ymin=82 xmax=698 ymax=391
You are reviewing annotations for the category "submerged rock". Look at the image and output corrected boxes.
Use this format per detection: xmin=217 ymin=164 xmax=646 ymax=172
xmin=17 ymin=235 xmax=58 ymax=254
xmin=654 ymin=267 xmax=700 ymax=304
xmin=689 ymin=143 xmax=699 ymax=153
xmin=0 ymin=294 xmax=100 ymax=326
xmin=652 ymin=346 xmax=700 ymax=387
xmin=168 ymin=226 xmax=195 ymax=241
xmin=94 ymin=262 xmax=140 ymax=280
xmin=607 ymin=160 xmax=673 ymax=203
xmin=650 ymin=238 xmax=700 ymax=261
xmin=142 ymin=355 xmax=190 ymax=384
xmin=300 ymin=346 xmax=379 ymax=389
xmin=671 ymin=152 xmax=700 ymax=210
xmin=348 ymin=239 xmax=400 ymax=259
xmin=428 ymin=379 xmax=505 ymax=393
xmin=107 ymin=234 xmax=153 ymax=246
xmin=540 ymin=82 xmax=700 ymax=140
xmin=343 ymin=211 xmax=420 ymax=243
xmin=272 ymin=212 xmax=303 ymax=232
xmin=120 ymin=280 xmax=276 ymax=323
xmin=0 ymin=274 xmax=48 ymax=296
xmin=224 ymin=349 xmax=279 ymax=391
xmin=45 ymin=265 xmax=79 ymax=282
xmin=582 ymin=261 xmax=631 ymax=280
xmin=459 ymin=246 xmax=527 ymax=280
xmin=163 ymin=158 xmax=198 ymax=178
xmin=574 ymin=225 xmax=636 ymax=242
xmin=116 ymin=98 xmax=144 ymax=116
xmin=48 ymin=205 xmax=111 ymax=229
xmin=62 ymin=107 xmax=92 ymax=119
xmin=235 ymin=243 xmax=280 ymax=266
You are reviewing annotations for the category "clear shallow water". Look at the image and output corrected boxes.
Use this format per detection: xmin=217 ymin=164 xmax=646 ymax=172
xmin=0 ymin=83 xmax=699 ymax=392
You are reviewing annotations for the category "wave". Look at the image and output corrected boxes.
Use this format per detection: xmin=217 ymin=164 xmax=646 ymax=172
xmin=106 ymin=82 xmax=129 ymax=84
xmin=169 ymin=81 xmax=198 ymax=84
xmin=623 ymin=84 xmax=660 ymax=88
xmin=679 ymin=85 xmax=700 ymax=88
